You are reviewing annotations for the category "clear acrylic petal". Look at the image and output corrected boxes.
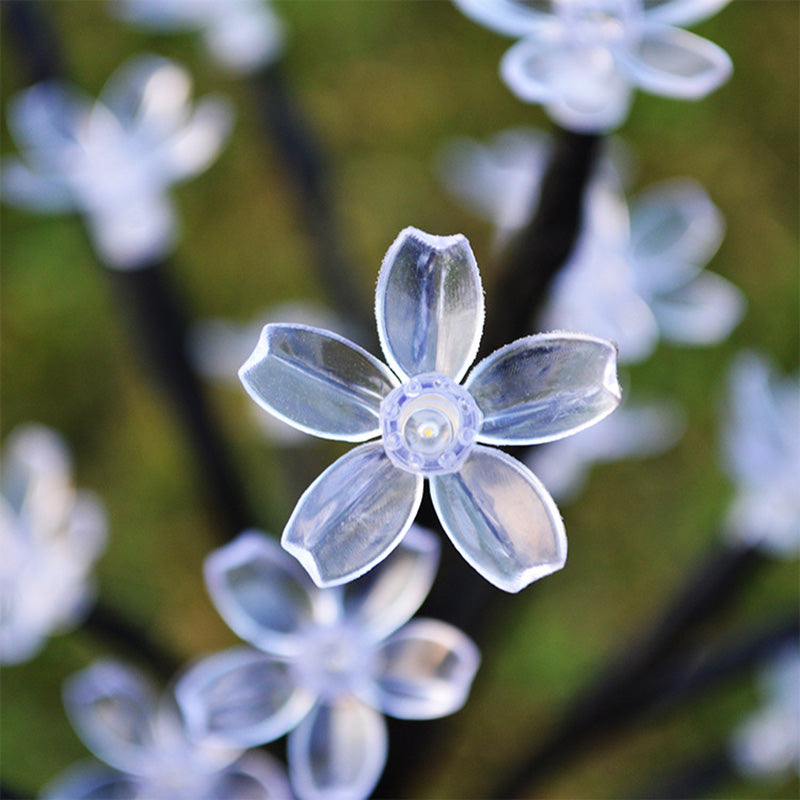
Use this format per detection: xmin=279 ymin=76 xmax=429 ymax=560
xmin=282 ymin=443 xmax=424 ymax=587
xmin=643 ymin=0 xmax=732 ymax=28
xmin=0 ymin=158 xmax=74 ymax=212
xmin=214 ymin=752 xmax=293 ymax=800
xmin=175 ymin=648 xmax=314 ymax=748
xmin=240 ymin=324 xmax=398 ymax=442
xmin=373 ymin=618 xmax=480 ymax=720
xmin=651 ymin=271 xmax=745 ymax=344
xmin=501 ymin=38 xmax=633 ymax=132
xmin=288 ymin=697 xmax=388 ymax=800
xmin=622 ymin=25 xmax=733 ymax=99
xmin=204 ymin=531 xmax=333 ymax=657
xmin=466 ymin=333 xmax=621 ymax=445
xmin=375 ymin=227 xmax=484 ymax=382
xmin=451 ymin=0 xmax=555 ymax=37
xmin=96 ymin=55 xmax=192 ymax=136
xmin=63 ymin=660 xmax=158 ymax=774
xmin=430 ymin=446 xmax=567 ymax=592
xmin=342 ymin=524 xmax=440 ymax=643
xmin=629 ymin=178 xmax=725 ymax=294
xmin=41 ymin=761 xmax=139 ymax=800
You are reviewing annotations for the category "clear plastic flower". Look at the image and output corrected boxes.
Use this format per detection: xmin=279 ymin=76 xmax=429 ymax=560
xmin=439 ymin=130 xmax=744 ymax=364
xmin=114 ymin=0 xmax=286 ymax=74
xmin=42 ymin=659 xmax=291 ymax=800
xmin=239 ymin=227 xmax=622 ymax=592
xmin=721 ymin=352 xmax=800 ymax=557
xmin=452 ymin=0 xmax=733 ymax=131
xmin=731 ymin=646 xmax=800 ymax=778
xmin=175 ymin=527 xmax=480 ymax=800
xmin=526 ymin=396 xmax=684 ymax=501
xmin=0 ymin=54 xmax=233 ymax=269
xmin=0 ymin=424 xmax=106 ymax=665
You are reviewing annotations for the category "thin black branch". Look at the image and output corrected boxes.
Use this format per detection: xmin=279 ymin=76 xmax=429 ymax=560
xmin=2 ymin=0 xmax=64 ymax=84
xmin=249 ymin=61 xmax=373 ymax=337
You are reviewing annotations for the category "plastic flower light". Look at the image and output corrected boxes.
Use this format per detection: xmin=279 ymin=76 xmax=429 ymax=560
xmin=731 ymin=646 xmax=800 ymax=779
xmin=0 ymin=424 xmax=106 ymax=665
xmin=43 ymin=660 xmax=291 ymax=800
xmin=240 ymin=227 xmax=621 ymax=592
xmin=115 ymin=0 xmax=286 ymax=75
xmin=452 ymin=0 xmax=733 ymax=131
xmin=721 ymin=352 xmax=800 ymax=557
xmin=175 ymin=528 xmax=480 ymax=800
xmin=0 ymin=55 xmax=233 ymax=269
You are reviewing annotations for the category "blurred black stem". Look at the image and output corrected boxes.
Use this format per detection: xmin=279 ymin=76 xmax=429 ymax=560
xmin=493 ymin=541 xmax=770 ymax=798
xmin=2 ymin=0 xmax=65 ymax=84
xmin=636 ymin=747 xmax=734 ymax=800
xmin=250 ymin=62 xmax=373 ymax=336
xmin=0 ymin=782 xmax=27 ymax=800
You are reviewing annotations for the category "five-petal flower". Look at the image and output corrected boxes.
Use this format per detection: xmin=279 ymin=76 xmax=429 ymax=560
xmin=175 ymin=527 xmax=480 ymax=800
xmin=239 ymin=227 xmax=621 ymax=592
xmin=721 ymin=352 xmax=800 ymax=557
xmin=0 ymin=424 xmax=106 ymax=665
xmin=452 ymin=0 xmax=733 ymax=131
xmin=43 ymin=659 xmax=291 ymax=800
xmin=0 ymin=54 xmax=233 ymax=269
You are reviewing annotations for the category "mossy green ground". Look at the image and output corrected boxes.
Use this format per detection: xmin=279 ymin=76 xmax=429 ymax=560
xmin=1 ymin=2 xmax=798 ymax=798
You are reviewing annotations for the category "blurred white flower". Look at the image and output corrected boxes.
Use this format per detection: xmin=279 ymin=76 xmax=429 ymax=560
xmin=115 ymin=0 xmax=287 ymax=74
xmin=0 ymin=55 xmax=233 ymax=269
xmin=175 ymin=527 xmax=480 ymax=800
xmin=0 ymin=425 xmax=106 ymax=665
xmin=439 ymin=129 xmax=744 ymax=363
xmin=731 ymin=646 xmax=800 ymax=778
xmin=452 ymin=0 xmax=732 ymax=131
xmin=721 ymin=352 xmax=800 ymax=557
xmin=43 ymin=659 xmax=291 ymax=800
xmin=191 ymin=301 xmax=360 ymax=446
xmin=239 ymin=227 xmax=621 ymax=591
xmin=527 ymin=397 xmax=684 ymax=501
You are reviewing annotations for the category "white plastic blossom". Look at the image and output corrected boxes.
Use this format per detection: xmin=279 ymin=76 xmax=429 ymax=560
xmin=0 ymin=425 xmax=106 ymax=665
xmin=0 ymin=55 xmax=233 ymax=269
xmin=526 ymin=397 xmax=684 ymax=501
xmin=239 ymin=227 xmax=621 ymax=592
xmin=43 ymin=660 xmax=291 ymax=800
xmin=175 ymin=527 xmax=480 ymax=800
xmin=452 ymin=0 xmax=733 ymax=131
xmin=440 ymin=130 xmax=744 ymax=363
xmin=721 ymin=352 xmax=800 ymax=557
xmin=731 ymin=646 xmax=800 ymax=779
xmin=115 ymin=0 xmax=287 ymax=74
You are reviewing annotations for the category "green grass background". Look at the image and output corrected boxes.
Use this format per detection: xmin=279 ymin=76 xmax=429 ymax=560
xmin=1 ymin=1 xmax=798 ymax=797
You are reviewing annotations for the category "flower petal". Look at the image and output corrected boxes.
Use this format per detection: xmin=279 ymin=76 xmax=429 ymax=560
xmin=430 ymin=446 xmax=566 ymax=592
xmin=175 ymin=648 xmax=314 ymax=748
xmin=501 ymin=37 xmax=633 ymax=132
xmin=466 ymin=333 xmax=621 ymax=445
xmin=651 ymin=271 xmax=745 ymax=344
xmin=288 ymin=697 xmax=388 ymax=800
xmin=373 ymin=619 xmax=480 ymax=720
xmin=240 ymin=324 xmax=398 ymax=442
xmin=41 ymin=761 xmax=139 ymax=800
xmin=282 ymin=443 xmax=423 ymax=587
xmin=63 ymin=660 xmax=158 ymax=774
xmin=375 ymin=227 xmax=484 ymax=382
xmin=342 ymin=524 xmax=440 ymax=643
xmin=204 ymin=531 xmax=334 ymax=657
xmin=643 ymin=0 xmax=732 ymax=28
xmin=0 ymin=158 xmax=74 ymax=212
xmin=452 ymin=0 xmax=555 ymax=37
xmin=629 ymin=178 xmax=725 ymax=294
xmin=622 ymin=25 xmax=732 ymax=99
xmin=214 ymin=752 xmax=293 ymax=800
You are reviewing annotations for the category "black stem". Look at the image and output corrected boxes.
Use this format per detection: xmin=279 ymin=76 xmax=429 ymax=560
xmin=635 ymin=747 xmax=734 ymax=800
xmin=83 ymin=600 xmax=182 ymax=680
xmin=108 ymin=261 xmax=257 ymax=540
xmin=2 ymin=0 xmax=64 ymax=84
xmin=493 ymin=542 xmax=771 ymax=799
xmin=0 ymin=782 xmax=28 ymax=800
xmin=249 ymin=61 xmax=373 ymax=337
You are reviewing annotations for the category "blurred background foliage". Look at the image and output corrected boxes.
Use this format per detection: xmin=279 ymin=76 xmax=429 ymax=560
xmin=1 ymin=1 xmax=798 ymax=798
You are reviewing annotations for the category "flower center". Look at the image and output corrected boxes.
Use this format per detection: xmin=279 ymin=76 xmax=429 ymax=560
xmin=380 ymin=373 xmax=483 ymax=476
xmin=557 ymin=0 xmax=641 ymax=48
